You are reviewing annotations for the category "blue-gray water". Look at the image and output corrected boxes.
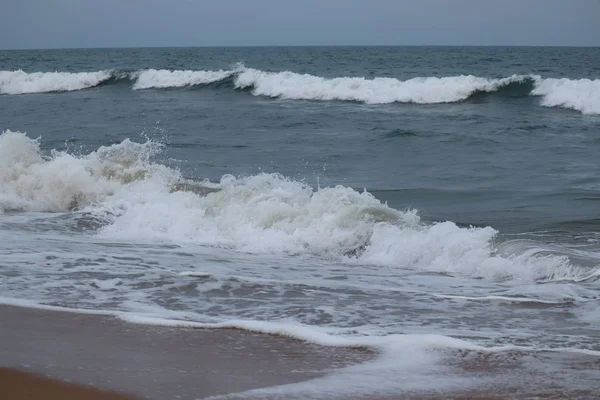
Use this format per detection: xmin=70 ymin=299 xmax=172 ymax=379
xmin=1 ymin=47 xmax=599 ymax=397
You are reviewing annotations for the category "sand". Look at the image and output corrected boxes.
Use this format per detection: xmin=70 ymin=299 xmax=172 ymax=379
xmin=0 ymin=305 xmax=370 ymax=399
xmin=0 ymin=367 xmax=138 ymax=399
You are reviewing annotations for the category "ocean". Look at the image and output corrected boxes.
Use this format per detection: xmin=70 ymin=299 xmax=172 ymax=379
xmin=1 ymin=46 xmax=599 ymax=397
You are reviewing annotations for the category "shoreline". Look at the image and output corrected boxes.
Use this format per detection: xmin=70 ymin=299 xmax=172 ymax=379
xmin=1 ymin=303 xmax=598 ymax=399
xmin=0 ymin=304 xmax=371 ymax=399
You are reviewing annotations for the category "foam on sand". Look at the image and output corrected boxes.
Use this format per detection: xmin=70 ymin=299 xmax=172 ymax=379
xmin=3 ymin=298 xmax=598 ymax=400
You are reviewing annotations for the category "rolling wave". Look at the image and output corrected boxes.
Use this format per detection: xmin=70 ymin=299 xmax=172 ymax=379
xmin=131 ymin=68 xmax=233 ymax=90
xmin=532 ymin=78 xmax=600 ymax=115
xmin=0 ymin=69 xmax=115 ymax=94
xmin=1 ymin=129 xmax=596 ymax=283
xmin=1 ymin=66 xmax=598 ymax=114
xmin=234 ymin=68 xmax=533 ymax=104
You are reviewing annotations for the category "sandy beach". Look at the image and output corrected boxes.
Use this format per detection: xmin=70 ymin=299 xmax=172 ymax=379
xmin=0 ymin=305 xmax=371 ymax=399
xmin=0 ymin=367 xmax=138 ymax=400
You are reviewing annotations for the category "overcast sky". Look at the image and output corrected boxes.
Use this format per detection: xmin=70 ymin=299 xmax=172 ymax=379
xmin=1 ymin=0 xmax=599 ymax=49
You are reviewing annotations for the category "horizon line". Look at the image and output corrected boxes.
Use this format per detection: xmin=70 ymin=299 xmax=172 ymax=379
xmin=2 ymin=43 xmax=600 ymax=51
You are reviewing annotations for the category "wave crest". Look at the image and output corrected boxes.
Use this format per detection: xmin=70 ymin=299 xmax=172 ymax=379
xmin=234 ymin=67 xmax=533 ymax=104
xmin=1 ymin=130 xmax=593 ymax=282
xmin=3 ymin=66 xmax=599 ymax=114
xmin=131 ymin=69 xmax=233 ymax=90
xmin=0 ymin=130 xmax=176 ymax=212
xmin=0 ymin=70 xmax=113 ymax=94
xmin=531 ymin=78 xmax=600 ymax=115
xmin=98 ymin=171 xmax=588 ymax=283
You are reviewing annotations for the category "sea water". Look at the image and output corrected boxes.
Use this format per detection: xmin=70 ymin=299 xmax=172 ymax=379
xmin=1 ymin=46 xmax=599 ymax=397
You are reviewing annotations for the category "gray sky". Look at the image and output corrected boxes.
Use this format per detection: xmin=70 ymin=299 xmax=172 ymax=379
xmin=1 ymin=0 xmax=599 ymax=49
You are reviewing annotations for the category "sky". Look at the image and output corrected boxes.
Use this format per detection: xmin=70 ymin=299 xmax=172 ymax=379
xmin=1 ymin=0 xmax=599 ymax=49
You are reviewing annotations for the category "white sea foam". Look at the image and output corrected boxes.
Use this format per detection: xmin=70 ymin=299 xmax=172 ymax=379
xmin=4 ymin=66 xmax=599 ymax=115
xmin=432 ymin=294 xmax=563 ymax=304
xmin=0 ymin=70 xmax=113 ymax=94
xmin=98 ymin=173 xmax=419 ymax=257
xmin=98 ymin=171 xmax=588 ymax=282
xmin=0 ymin=130 xmax=176 ymax=213
xmin=1 ymin=130 xmax=592 ymax=283
xmin=132 ymin=69 xmax=233 ymax=89
xmin=532 ymin=78 xmax=600 ymax=115
xmin=2 ymin=295 xmax=597 ymax=399
xmin=3 ymin=295 xmax=599 ymax=359
xmin=358 ymin=222 xmax=583 ymax=281
xmin=125 ymin=313 xmax=600 ymax=399
xmin=0 ymin=295 xmax=475 ymax=350
xmin=234 ymin=67 xmax=530 ymax=104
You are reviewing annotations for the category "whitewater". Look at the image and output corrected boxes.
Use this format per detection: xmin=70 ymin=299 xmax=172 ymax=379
xmin=2 ymin=66 xmax=599 ymax=114
xmin=1 ymin=128 xmax=598 ymax=333
xmin=1 ymin=128 xmax=599 ymax=396
xmin=2 ymin=46 xmax=600 ymax=397
xmin=0 ymin=130 xmax=591 ymax=279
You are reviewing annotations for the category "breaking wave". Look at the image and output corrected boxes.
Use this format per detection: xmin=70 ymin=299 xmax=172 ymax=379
xmin=0 ymin=130 xmax=176 ymax=212
xmin=531 ymin=77 xmax=600 ymax=115
xmin=131 ymin=68 xmax=233 ymax=90
xmin=2 ymin=66 xmax=599 ymax=114
xmin=234 ymin=68 xmax=533 ymax=104
xmin=1 ymin=129 xmax=594 ymax=283
xmin=0 ymin=70 xmax=114 ymax=94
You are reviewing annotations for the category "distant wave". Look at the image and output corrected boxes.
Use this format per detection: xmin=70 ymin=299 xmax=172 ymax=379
xmin=234 ymin=68 xmax=533 ymax=104
xmin=0 ymin=70 xmax=114 ymax=94
xmin=131 ymin=69 xmax=233 ymax=90
xmin=2 ymin=66 xmax=599 ymax=114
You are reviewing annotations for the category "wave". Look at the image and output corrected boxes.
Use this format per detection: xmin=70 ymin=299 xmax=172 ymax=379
xmin=531 ymin=77 xmax=600 ymax=115
xmin=233 ymin=68 xmax=598 ymax=113
xmin=131 ymin=68 xmax=233 ymax=90
xmin=0 ymin=129 xmax=176 ymax=212
xmin=2 ymin=129 xmax=595 ymax=283
xmin=2 ymin=66 xmax=599 ymax=114
xmin=0 ymin=70 xmax=115 ymax=94
xmin=234 ymin=67 xmax=533 ymax=104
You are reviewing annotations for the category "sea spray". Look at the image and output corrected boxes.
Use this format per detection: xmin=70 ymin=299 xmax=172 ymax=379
xmin=0 ymin=130 xmax=174 ymax=212
xmin=531 ymin=77 xmax=600 ymax=114
xmin=0 ymin=130 xmax=592 ymax=282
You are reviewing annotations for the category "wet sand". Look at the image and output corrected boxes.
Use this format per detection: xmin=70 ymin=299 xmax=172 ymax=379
xmin=0 ymin=304 xmax=597 ymax=399
xmin=0 ymin=367 xmax=138 ymax=400
xmin=0 ymin=305 xmax=370 ymax=399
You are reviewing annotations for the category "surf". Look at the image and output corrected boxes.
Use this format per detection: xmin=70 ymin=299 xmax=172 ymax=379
xmin=3 ymin=66 xmax=599 ymax=115
xmin=0 ymin=70 xmax=116 ymax=94
xmin=131 ymin=68 xmax=234 ymax=90
xmin=1 ymin=129 xmax=595 ymax=284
